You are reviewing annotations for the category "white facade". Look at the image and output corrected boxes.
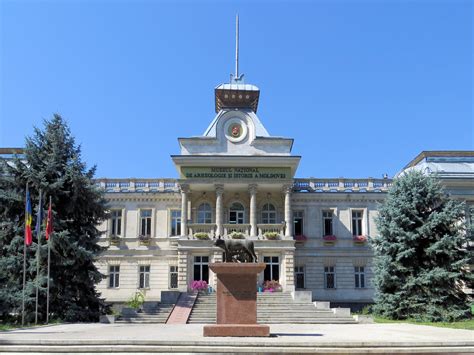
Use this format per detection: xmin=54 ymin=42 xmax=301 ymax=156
xmin=95 ymin=77 xmax=474 ymax=306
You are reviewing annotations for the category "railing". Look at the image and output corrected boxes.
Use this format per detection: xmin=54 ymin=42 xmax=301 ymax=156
xmin=293 ymin=178 xmax=393 ymax=193
xmin=257 ymin=223 xmax=285 ymax=237
xmin=95 ymin=179 xmax=180 ymax=193
xmin=188 ymin=223 xmax=216 ymax=239
xmin=223 ymin=224 xmax=250 ymax=236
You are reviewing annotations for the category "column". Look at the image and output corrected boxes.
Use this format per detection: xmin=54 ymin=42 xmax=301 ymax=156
xmin=215 ymin=184 xmax=224 ymax=237
xmin=249 ymin=184 xmax=258 ymax=237
xmin=284 ymin=185 xmax=292 ymax=237
xmin=180 ymin=184 xmax=189 ymax=237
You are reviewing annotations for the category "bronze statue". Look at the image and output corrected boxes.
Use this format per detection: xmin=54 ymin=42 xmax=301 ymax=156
xmin=214 ymin=236 xmax=258 ymax=263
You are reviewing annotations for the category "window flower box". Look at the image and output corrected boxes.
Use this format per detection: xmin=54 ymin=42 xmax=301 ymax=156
xmin=194 ymin=232 xmax=210 ymax=240
xmin=138 ymin=234 xmax=151 ymax=245
xmin=323 ymin=235 xmax=337 ymax=245
xmin=229 ymin=231 xmax=245 ymax=239
xmin=353 ymin=235 xmax=367 ymax=244
xmin=294 ymin=234 xmax=307 ymax=242
xmin=264 ymin=231 xmax=280 ymax=240
xmin=109 ymin=235 xmax=120 ymax=245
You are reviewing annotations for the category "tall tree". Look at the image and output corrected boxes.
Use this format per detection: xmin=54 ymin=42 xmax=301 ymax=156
xmin=372 ymin=170 xmax=472 ymax=322
xmin=0 ymin=114 xmax=108 ymax=322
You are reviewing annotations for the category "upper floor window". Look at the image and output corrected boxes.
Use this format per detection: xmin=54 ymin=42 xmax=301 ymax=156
xmin=262 ymin=203 xmax=276 ymax=224
xmin=110 ymin=210 xmax=122 ymax=236
xmin=139 ymin=265 xmax=150 ymax=289
xmin=108 ymin=265 xmax=120 ymax=288
xmin=170 ymin=210 xmax=181 ymax=236
xmin=294 ymin=210 xmax=304 ymax=236
xmin=197 ymin=203 xmax=212 ymax=224
xmin=229 ymin=202 xmax=244 ymax=224
xmin=354 ymin=266 xmax=365 ymax=288
xmin=140 ymin=209 xmax=152 ymax=236
xmin=352 ymin=210 xmax=363 ymax=236
xmin=322 ymin=210 xmax=333 ymax=236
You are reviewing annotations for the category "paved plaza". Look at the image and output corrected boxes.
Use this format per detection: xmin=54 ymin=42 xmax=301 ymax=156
xmin=0 ymin=322 xmax=473 ymax=353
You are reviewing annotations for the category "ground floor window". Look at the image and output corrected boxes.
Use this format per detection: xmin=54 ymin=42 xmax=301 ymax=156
xmin=108 ymin=265 xmax=120 ymax=288
xmin=354 ymin=266 xmax=365 ymax=288
xmin=264 ymin=256 xmax=280 ymax=281
xmin=169 ymin=266 xmax=178 ymax=289
xmin=139 ymin=265 xmax=150 ymax=289
xmin=295 ymin=266 xmax=305 ymax=289
xmin=324 ymin=266 xmax=335 ymax=289
xmin=193 ymin=256 xmax=209 ymax=282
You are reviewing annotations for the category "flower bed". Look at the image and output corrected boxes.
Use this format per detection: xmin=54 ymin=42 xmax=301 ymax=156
xmin=263 ymin=280 xmax=282 ymax=292
xmin=190 ymin=280 xmax=208 ymax=292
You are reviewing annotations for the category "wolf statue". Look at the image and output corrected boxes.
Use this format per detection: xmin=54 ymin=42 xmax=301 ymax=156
xmin=214 ymin=236 xmax=258 ymax=263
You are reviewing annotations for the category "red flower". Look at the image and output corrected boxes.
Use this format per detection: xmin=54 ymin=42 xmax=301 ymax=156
xmin=323 ymin=235 xmax=337 ymax=241
xmin=295 ymin=234 xmax=307 ymax=241
xmin=353 ymin=235 xmax=367 ymax=242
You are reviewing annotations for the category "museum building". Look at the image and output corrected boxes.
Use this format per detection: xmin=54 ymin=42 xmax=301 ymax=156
xmin=94 ymin=73 xmax=474 ymax=306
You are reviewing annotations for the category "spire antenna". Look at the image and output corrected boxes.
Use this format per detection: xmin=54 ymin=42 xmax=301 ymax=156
xmin=235 ymin=14 xmax=239 ymax=79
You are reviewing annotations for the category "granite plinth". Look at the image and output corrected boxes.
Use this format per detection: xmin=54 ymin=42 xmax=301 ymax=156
xmin=204 ymin=262 xmax=269 ymax=337
xmin=203 ymin=324 xmax=270 ymax=337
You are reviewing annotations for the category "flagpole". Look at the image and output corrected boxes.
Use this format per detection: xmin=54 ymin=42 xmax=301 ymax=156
xmin=35 ymin=190 xmax=42 ymax=325
xmin=46 ymin=196 xmax=51 ymax=324
xmin=21 ymin=186 xmax=27 ymax=327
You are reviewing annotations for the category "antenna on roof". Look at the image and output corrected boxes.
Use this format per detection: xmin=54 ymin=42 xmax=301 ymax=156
xmin=231 ymin=14 xmax=244 ymax=83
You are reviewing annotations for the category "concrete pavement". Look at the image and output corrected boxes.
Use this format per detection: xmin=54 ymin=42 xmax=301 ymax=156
xmin=0 ymin=322 xmax=473 ymax=353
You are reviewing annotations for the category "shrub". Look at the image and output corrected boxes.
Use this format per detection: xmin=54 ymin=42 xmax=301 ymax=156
xmin=194 ymin=232 xmax=209 ymax=240
xmin=264 ymin=232 xmax=279 ymax=240
xmin=127 ymin=291 xmax=145 ymax=310
xmin=263 ymin=280 xmax=282 ymax=292
xmin=229 ymin=231 xmax=245 ymax=239
xmin=190 ymin=280 xmax=208 ymax=292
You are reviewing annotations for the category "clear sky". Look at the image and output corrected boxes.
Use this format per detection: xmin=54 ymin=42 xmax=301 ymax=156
xmin=1 ymin=0 xmax=472 ymax=179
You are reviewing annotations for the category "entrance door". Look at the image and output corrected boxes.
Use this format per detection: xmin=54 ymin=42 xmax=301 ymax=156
xmin=229 ymin=202 xmax=244 ymax=224
xmin=193 ymin=256 xmax=209 ymax=282
xmin=263 ymin=256 xmax=280 ymax=281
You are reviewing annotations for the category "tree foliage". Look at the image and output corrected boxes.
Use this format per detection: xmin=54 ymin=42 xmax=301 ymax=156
xmin=372 ymin=170 xmax=472 ymax=322
xmin=0 ymin=114 xmax=108 ymax=323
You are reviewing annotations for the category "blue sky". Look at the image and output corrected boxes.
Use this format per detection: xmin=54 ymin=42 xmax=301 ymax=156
xmin=1 ymin=0 xmax=472 ymax=179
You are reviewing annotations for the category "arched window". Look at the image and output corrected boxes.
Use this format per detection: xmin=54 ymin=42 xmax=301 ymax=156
xmin=229 ymin=202 xmax=244 ymax=224
xmin=197 ymin=203 xmax=212 ymax=224
xmin=262 ymin=203 xmax=276 ymax=224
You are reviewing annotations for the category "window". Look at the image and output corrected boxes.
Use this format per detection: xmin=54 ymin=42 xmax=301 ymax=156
xmin=322 ymin=210 xmax=333 ymax=236
xmin=294 ymin=211 xmax=304 ymax=236
xmin=263 ymin=256 xmax=280 ymax=281
xmin=324 ymin=266 xmax=335 ymax=289
xmin=229 ymin=202 xmax=244 ymax=224
xmin=110 ymin=210 xmax=122 ymax=236
xmin=197 ymin=203 xmax=212 ymax=224
xmin=139 ymin=265 xmax=150 ymax=289
xmin=108 ymin=265 xmax=120 ymax=288
xmin=170 ymin=210 xmax=181 ymax=236
xmin=295 ymin=266 xmax=305 ymax=289
xmin=262 ymin=203 xmax=276 ymax=224
xmin=355 ymin=266 xmax=365 ymax=288
xmin=169 ymin=266 xmax=178 ymax=289
xmin=352 ymin=210 xmax=363 ymax=236
xmin=140 ymin=209 xmax=152 ymax=236
xmin=193 ymin=256 xmax=209 ymax=282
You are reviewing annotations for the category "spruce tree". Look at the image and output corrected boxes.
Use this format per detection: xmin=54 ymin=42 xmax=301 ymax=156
xmin=0 ymin=114 xmax=108 ymax=323
xmin=372 ymin=170 xmax=472 ymax=322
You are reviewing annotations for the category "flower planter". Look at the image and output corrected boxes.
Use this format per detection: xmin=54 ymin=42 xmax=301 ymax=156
xmin=99 ymin=315 xmax=115 ymax=324
xmin=323 ymin=235 xmax=337 ymax=245
xmin=353 ymin=235 xmax=367 ymax=244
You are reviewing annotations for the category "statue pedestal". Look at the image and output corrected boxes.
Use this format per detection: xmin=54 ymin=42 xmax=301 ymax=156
xmin=203 ymin=263 xmax=270 ymax=337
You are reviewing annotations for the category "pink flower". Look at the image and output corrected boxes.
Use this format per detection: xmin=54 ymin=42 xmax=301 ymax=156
xmin=295 ymin=235 xmax=307 ymax=241
xmin=353 ymin=235 xmax=367 ymax=242
xmin=323 ymin=235 xmax=337 ymax=241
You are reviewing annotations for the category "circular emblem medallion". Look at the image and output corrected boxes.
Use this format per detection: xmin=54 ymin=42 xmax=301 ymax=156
xmin=224 ymin=118 xmax=248 ymax=143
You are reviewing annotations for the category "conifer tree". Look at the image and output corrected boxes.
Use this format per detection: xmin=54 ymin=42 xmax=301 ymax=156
xmin=0 ymin=114 xmax=108 ymax=322
xmin=372 ymin=170 xmax=472 ymax=322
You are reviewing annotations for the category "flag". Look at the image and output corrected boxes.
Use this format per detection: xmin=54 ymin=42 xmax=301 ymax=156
xmin=45 ymin=198 xmax=53 ymax=240
xmin=35 ymin=190 xmax=43 ymax=239
xmin=25 ymin=186 xmax=33 ymax=246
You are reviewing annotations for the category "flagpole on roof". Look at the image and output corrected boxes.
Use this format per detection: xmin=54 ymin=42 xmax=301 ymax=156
xmin=34 ymin=189 xmax=43 ymax=325
xmin=46 ymin=195 xmax=52 ymax=324
xmin=21 ymin=184 xmax=28 ymax=326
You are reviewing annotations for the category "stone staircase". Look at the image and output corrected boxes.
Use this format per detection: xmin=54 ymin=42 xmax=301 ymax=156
xmin=188 ymin=292 xmax=357 ymax=324
xmin=116 ymin=302 xmax=175 ymax=324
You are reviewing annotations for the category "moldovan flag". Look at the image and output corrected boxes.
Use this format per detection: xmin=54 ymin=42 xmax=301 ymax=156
xmin=25 ymin=186 xmax=33 ymax=246
xmin=45 ymin=198 xmax=53 ymax=240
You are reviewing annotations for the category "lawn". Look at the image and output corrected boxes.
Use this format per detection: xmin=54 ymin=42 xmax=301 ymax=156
xmin=374 ymin=317 xmax=474 ymax=330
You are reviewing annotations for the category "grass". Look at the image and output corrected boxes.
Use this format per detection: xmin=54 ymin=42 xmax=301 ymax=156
xmin=373 ymin=316 xmax=474 ymax=330
xmin=0 ymin=319 xmax=62 ymax=331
